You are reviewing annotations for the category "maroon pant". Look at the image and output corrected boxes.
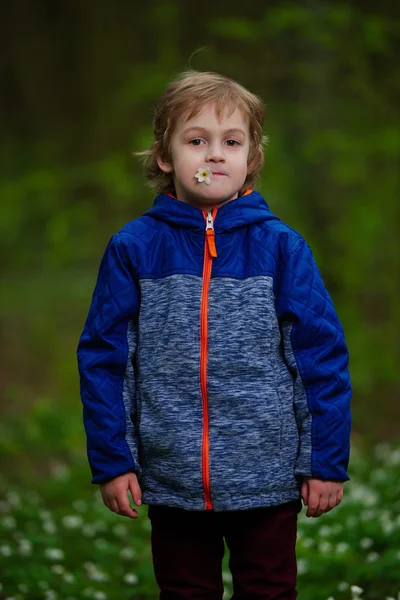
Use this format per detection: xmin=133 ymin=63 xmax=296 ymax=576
xmin=148 ymin=499 xmax=302 ymax=600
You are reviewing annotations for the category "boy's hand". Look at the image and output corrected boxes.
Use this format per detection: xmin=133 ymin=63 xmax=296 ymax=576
xmin=100 ymin=472 xmax=142 ymax=519
xmin=301 ymin=476 xmax=343 ymax=518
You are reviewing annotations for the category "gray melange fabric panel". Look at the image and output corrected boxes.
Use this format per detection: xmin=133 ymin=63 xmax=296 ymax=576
xmin=137 ymin=274 xmax=205 ymax=510
xmin=207 ymin=276 xmax=300 ymax=510
xmin=135 ymin=273 xmax=302 ymax=511
xmin=281 ymin=321 xmax=312 ymax=477
xmin=122 ymin=320 xmax=142 ymax=477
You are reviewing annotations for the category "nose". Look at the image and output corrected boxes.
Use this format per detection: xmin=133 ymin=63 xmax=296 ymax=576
xmin=205 ymin=141 xmax=225 ymax=163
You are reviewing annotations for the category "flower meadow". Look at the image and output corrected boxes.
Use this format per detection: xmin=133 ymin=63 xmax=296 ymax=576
xmin=1 ymin=440 xmax=399 ymax=600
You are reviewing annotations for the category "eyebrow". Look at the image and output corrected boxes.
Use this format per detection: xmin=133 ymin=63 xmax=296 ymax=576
xmin=182 ymin=126 xmax=246 ymax=137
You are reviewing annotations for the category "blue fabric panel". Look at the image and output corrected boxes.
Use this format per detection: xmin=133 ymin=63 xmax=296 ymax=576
xmin=276 ymin=239 xmax=352 ymax=481
xmin=77 ymin=234 xmax=141 ymax=484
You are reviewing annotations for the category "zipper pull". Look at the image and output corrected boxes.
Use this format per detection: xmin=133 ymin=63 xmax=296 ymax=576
xmin=205 ymin=211 xmax=217 ymax=258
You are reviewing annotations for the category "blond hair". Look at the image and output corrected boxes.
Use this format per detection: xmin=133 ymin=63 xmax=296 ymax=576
xmin=135 ymin=70 xmax=268 ymax=196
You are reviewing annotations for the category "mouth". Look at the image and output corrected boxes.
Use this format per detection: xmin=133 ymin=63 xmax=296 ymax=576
xmin=212 ymin=172 xmax=226 ymax=176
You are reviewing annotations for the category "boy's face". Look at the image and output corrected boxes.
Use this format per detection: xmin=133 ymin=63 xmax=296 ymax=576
xmin=157 ymin=102 xmax=252 ymax=210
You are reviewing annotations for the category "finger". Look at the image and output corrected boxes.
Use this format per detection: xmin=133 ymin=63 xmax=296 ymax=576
xmin=306 ymin=490 xmax=319 ymax=518
xmin=318 ymin=494 xmax=329 ymax=512
xmin=115 ymin=496 xmax=139 ymax=519
xmin=327 ymin=493 xmax=337 ymax=512
xmin=129 ymin=477 xmax=142 ymax=506
xmin=301 ymin=480 xmax=309 ymax=506
xmin=336 ymin=487 xmax=343 ymax=505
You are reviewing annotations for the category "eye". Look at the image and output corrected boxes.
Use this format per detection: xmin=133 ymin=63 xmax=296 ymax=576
xmin=225 ymin=139 xmax=240 ymax=147
xmin=189 ymin=138 xmax=205 ymax=145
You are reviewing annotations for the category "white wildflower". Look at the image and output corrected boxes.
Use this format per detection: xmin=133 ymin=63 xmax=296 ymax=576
xmin=63 ymin=573 xmax=75 ymax=584
xmin=382 ymin=520 xmax=395 ymax=534
xmin=84 ymin=562 xmax=109 ymax=582
xmin=88 ymin=570 xmax=108 ymax=582
xmin=318 ymin=525 xmax=332 ymax=537
xmin=338 ymin=582 xmax=349 ymax=591
xmin=195 ymin=167 xmax=212 ymax=185
xmin=51 ymin=462 xmax=70 ymax=480
xmin=120 ymin=546 xmax=137 ymax=559
xmin=360 ymin=509 xmax=376 ymax=521
xmin=61 ymin=515 xmax=83 ymax=529
xmin=51 ymin=564 xmax=65 ymax=575
xmin=45 ymin=548 xmax=64 ymax=560
xmin=319 ymin=541 xmax=332 ymax=553
xmin=0 ymin=545 xmax=12 ymax=556
xmin=351 ymin=585 xmax=364 ymax=597
xmin=93 ymin=593 xmax=107 ymax=600
xmin=93 ymin=537 xmax=107 ymax=550
xmin=302 ymin=537 xmax=315 ymax=548
xmin=336 ymin=542 xmax=349 ymax=553
xmin=43 ymin=521 xmax=57 ymax=534
xmin=360 ymin=537 xmax=374 ymax=549
xmin=18 ymin=539 xmax=32 ymax=556
xmin=297 ymin=557 xmax=308 ymax=575
xmin=366 ymin=551 xmax=379 ymax=562
xmin=2 ymin=516 xmax=16 ymax=529
xmin=389 ymin=448 xmax=400 ymax=465
xmin=123 ymin=573 xmax=139 ymax=584
xmin=222 ymin=571 xmax=232 ymax=584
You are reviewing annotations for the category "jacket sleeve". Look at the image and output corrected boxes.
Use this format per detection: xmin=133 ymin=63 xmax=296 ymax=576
xmin=77 ymin=233 xmax=142 ymax=485
xmin=276 ymin=237 xmax=352 ymax=482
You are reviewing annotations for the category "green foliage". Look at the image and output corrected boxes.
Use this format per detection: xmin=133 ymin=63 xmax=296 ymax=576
xmin=1 ymin=408 xmax=400 ymax=599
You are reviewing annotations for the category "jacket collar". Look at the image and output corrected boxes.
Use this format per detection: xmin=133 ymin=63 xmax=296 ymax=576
xmin=143 ymin=189 xmax=278 ymax=233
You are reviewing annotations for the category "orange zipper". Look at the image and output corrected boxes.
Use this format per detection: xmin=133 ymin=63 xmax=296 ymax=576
xmin=200 ymin=207 xmax=218 ymax=510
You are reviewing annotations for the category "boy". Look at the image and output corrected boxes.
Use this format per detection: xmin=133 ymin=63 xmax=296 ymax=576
xmin=77 ymin=70 xmax=352 ymax=599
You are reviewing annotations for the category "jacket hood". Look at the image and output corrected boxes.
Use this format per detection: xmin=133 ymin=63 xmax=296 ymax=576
xmin=142 ymin=190 xmax=280 ymax=233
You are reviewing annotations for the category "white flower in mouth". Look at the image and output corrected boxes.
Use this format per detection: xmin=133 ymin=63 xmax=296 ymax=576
xmin=195 ymin=167 xmax=212 ymax=184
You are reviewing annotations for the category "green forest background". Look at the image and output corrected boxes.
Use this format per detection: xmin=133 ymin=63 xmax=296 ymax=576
xmin=0 ymin=2 xmax=399 ymax=599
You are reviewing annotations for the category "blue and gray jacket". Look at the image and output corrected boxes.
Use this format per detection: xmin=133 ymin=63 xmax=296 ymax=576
xmin=77 ymin=189 xmax=352 ymax=512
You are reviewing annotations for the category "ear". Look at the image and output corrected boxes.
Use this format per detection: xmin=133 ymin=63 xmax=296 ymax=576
xmin=156 ymin=154 xmax=174 ymax=174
